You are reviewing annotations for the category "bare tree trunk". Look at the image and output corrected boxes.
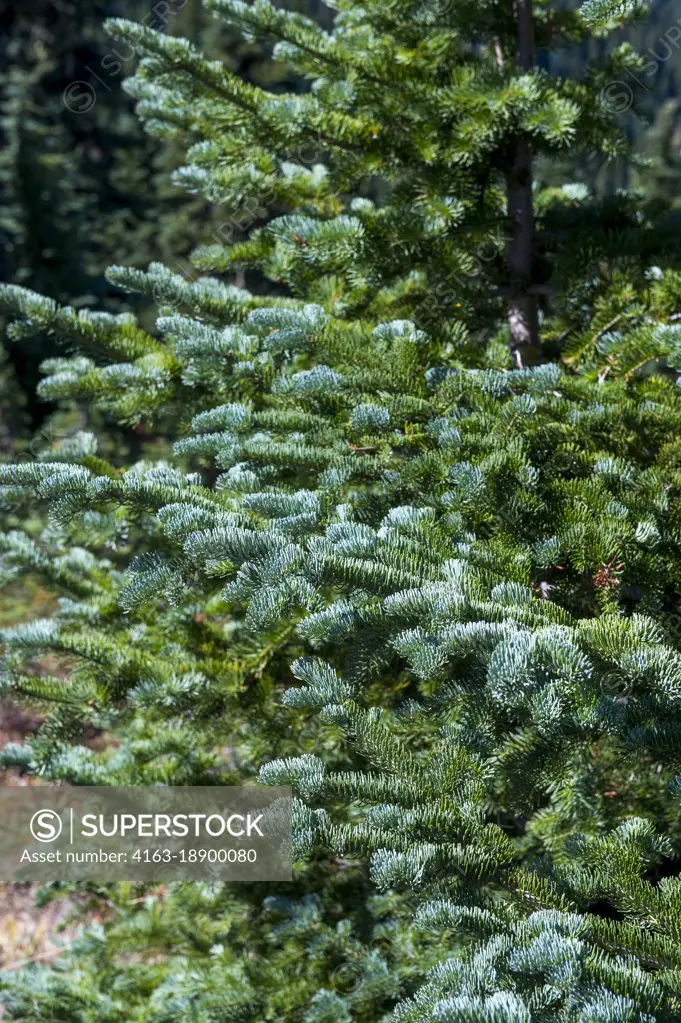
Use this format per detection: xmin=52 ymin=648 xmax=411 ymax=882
xmin=506 ymin=0 xmax=541 ymax=367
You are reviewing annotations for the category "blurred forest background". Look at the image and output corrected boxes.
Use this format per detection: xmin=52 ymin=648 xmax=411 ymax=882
xmin=0 ymin=0 xmax=680 ymax=972
xmin=0 ymin=0 xmax=333 ymax=447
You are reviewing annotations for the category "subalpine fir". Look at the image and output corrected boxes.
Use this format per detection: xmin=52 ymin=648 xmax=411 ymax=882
xmin=98 ymin=0 xmax=681 ymax=369
xmin=4 ymin=268 xmax=681 ymax=1019
xmin=4 ymin=1 xmax=681 ymax=1021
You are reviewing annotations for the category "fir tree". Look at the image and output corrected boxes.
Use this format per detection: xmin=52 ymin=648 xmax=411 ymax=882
xmin=4 ymin=1 xmax=681 ymax=1022
xmin=6 ymin=260 xmax=681 ymax=1021
xmin=100 ymin=0 xmax=681 ymax=368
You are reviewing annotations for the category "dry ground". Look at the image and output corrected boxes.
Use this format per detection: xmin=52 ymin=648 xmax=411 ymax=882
xmin=0 ymin=583 xmax=81 ymax=974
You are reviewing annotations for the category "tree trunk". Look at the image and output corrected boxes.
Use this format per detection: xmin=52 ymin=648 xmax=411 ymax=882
xmin=506 ymin=0 xmax=541 ymax=367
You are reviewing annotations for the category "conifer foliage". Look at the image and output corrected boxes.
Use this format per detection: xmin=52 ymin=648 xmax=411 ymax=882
xmin=3 ymin=1 xmax=681 ymax=1021
xmin=102 ymin=0 xmax=681 ymax=366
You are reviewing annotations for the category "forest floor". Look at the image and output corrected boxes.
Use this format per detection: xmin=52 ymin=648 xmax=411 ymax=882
xmin=0 ymin=581 xmax=83 ymax=975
